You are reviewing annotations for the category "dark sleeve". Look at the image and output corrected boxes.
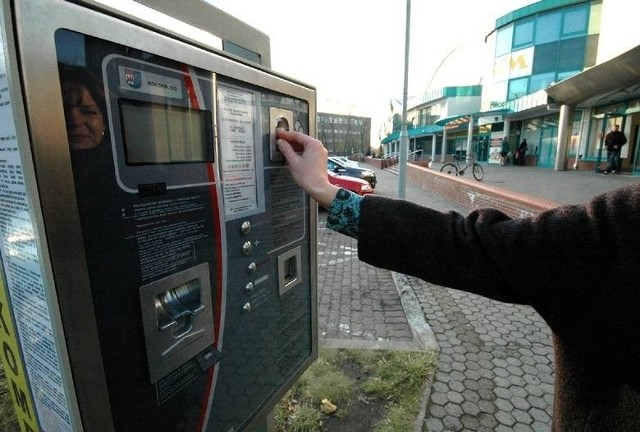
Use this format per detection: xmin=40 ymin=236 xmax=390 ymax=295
xmin=358 ymin=185 xmax=640 ymax=388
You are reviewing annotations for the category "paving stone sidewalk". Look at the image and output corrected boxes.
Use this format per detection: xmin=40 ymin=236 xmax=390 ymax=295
xmin=317 ymin=163 xmax=640 ymax=431
xmin=318 ymin=225 xmax=555 ymax=431
xmin=317 ymin=213 xmax=420 ymax=352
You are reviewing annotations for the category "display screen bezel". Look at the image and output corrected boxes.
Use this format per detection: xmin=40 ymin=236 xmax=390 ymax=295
xmin=119 ymin=98 xmax=214 ymax=165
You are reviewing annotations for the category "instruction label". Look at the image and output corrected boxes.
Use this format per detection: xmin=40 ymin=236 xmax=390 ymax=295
xmin=217 ymin=86 xmax=258 ymax=217
xmin=0 ymin=32 xmax=71 ymax=432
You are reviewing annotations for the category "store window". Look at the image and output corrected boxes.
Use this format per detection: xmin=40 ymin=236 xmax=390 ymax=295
xmin=521 ymin=118 xmax=541 ymax=155
xmin=538 ymin=115 xmax=560 ymax=166
xmin=568 ymin=110 xmax=583 ymax=157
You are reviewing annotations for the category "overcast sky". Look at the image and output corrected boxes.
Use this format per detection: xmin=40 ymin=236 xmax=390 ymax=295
xmin=207 ymin=0 xmax=534 ymax=139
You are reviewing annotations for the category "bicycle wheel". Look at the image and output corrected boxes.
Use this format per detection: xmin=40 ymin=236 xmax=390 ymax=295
xmin=472 ymin=163 xmax=484 ymax=181
xmin=440 ymin=163 xmax=458 ymax=176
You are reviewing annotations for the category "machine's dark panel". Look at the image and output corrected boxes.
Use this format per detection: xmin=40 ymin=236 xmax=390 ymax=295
xmin=54 ymin=29 xmax=314 ymax=431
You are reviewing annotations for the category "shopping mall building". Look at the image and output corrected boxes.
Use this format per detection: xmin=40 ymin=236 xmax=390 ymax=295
xmin=381 ymin=0 xmax=640 ymax=173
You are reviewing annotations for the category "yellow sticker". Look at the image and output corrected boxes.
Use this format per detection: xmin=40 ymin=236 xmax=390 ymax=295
xmin=0 ymin=264 xmax=40 ymax=432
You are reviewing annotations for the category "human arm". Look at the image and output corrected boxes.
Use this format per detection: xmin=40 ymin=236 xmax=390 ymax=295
xmin=357 ymin=187 xmax=640 ymax=389
xmin=277 ymin=128 xmax=640 ymax=385
xmin=277 ymin=130 xmax=363 ymax=237
xmin=276 ymin=130 xmax=339 ymax=208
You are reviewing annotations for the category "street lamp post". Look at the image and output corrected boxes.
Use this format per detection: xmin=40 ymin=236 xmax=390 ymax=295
xmin=398 ymin=0 xmax=411 ymax=199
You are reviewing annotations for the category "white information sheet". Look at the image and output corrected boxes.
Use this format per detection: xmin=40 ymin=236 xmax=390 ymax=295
xmin=0 ymin=43 xmax=73 ymax=431
xmin=217 ymin=86 xmax=258 ymax=217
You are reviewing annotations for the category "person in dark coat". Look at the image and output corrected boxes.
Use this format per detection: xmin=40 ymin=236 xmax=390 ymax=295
xmin=603 ymin=124 xmax=627 ymax=174
xmin=499 ymin=138 xmax=509 ymax=166
xmin=515 ymin=139 xmax=528 ymax=166
xmin=277 ymin=130 xmax=640 ymax=432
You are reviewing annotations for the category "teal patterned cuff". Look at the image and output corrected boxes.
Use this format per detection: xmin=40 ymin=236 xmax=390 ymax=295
xmin=325 ymin=188 xmax=362 ymax=239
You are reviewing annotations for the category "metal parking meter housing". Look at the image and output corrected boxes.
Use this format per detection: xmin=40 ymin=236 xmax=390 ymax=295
xmin=0 ymin=1 xmax=317 ymax=431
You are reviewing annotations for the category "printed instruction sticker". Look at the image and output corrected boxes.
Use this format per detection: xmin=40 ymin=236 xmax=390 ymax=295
xmin=1 ymin=32 xmax=72 ymax=432
xmin=217 ymin=86 xmax=258 ymax=216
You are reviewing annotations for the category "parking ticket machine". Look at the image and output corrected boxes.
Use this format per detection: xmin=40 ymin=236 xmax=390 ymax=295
xmin=0 ymin=1 xmax=317 ymax=431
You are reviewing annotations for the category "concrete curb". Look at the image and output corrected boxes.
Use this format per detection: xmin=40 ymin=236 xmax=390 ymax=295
xmin=415 ymin=372 xmax=435 ymax=432
xmin=391 ymin=272 xmax=440 ymax=432
xmin=391 ymin=272 xmax=439 ymax=352
xmin=319 ymin=338 xmax=421 ymax=351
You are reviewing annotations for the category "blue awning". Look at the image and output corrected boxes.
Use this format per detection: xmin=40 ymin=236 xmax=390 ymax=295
xmin=380 ymin=132 xmax=398 ymax=144
xmin=380 ymin=124 xmax=444 ymax=144
xmin=435 ymin=108 xmax=512 ymax=127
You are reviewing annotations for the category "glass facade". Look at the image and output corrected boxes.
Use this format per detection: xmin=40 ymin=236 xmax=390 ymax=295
xmin=495 ymin=24 xmax=513 ymax=57
xmin=491 ymin=2 xmax=593 ymax=105
xmin=507 ymin=77 xmax=529 ymax=100
xmin=418 ymin=105 xmax=441 ymax=127
xmin=535 ymin=11 xmax=561 ymax=44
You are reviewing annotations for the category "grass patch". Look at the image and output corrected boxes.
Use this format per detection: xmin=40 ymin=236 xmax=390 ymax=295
xmin=1 ymin=348 xmax=436 ymax=432
xmin=275 ymin=348 xmax=437 ymax=432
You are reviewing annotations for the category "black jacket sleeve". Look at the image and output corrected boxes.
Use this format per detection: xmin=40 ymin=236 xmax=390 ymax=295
xmin=357 ymin=184 xmax=640 ymax=389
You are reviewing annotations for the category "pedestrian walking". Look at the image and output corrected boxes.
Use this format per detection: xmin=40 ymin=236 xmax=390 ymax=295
xmin=603 ymin=124 xmax=627 ymax=174
xmin=500 ymin=138 xmax=509 ymax=166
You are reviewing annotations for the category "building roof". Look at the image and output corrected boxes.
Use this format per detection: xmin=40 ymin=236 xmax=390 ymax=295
xmin=494 ymin=0 xmax=587 ymax=30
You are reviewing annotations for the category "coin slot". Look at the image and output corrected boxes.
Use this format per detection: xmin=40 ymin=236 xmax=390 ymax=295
xmin=283 ymin=256 xmax=297 ymax=285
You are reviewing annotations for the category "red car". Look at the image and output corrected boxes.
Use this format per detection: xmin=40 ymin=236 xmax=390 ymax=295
xmin=327 ymin=170 xmax=374 ymax=195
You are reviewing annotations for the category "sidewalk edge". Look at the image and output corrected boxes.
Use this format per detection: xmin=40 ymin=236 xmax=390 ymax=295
xmin=392 ymin=272 xmax=439 ymax=353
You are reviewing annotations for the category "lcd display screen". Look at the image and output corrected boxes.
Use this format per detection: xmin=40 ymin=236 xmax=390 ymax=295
xmin=120 ymin=99 xmax=213 ymax=164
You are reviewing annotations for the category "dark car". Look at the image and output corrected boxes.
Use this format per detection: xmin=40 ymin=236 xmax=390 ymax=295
xmin=327 ymin=156 xmax=377 ymax=188
xmin=327 ymin=170 xmax=374 ymax=195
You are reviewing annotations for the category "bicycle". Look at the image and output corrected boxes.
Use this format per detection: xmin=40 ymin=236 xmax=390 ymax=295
xmin=440 ymin=153 xmax=484 ymax=181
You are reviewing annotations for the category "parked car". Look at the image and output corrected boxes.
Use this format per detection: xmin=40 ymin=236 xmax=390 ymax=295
xmin=331 ymin=155 xmax=360 ymax=167
xmin=327 ymin=170 xmax=374 ymax=196
xmin=327 ymin=157 xmax=377 ymax=188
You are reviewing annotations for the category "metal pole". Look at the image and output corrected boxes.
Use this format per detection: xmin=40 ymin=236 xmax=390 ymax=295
xmin=440 ymin=128 xmax=447 ymax=163
xmin=398 ymin=0 xmax=411 ymax=199
xmin=466 ymin=116 xmax=474 ymax=161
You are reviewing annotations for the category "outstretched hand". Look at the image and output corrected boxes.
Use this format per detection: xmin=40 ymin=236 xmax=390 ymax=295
xmin=276 ymin=130 xmax=339 ymax=207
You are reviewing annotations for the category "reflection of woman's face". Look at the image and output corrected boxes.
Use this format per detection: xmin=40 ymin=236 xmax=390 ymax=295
xmin=65 ymin=86 xmax=105 ymax=150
